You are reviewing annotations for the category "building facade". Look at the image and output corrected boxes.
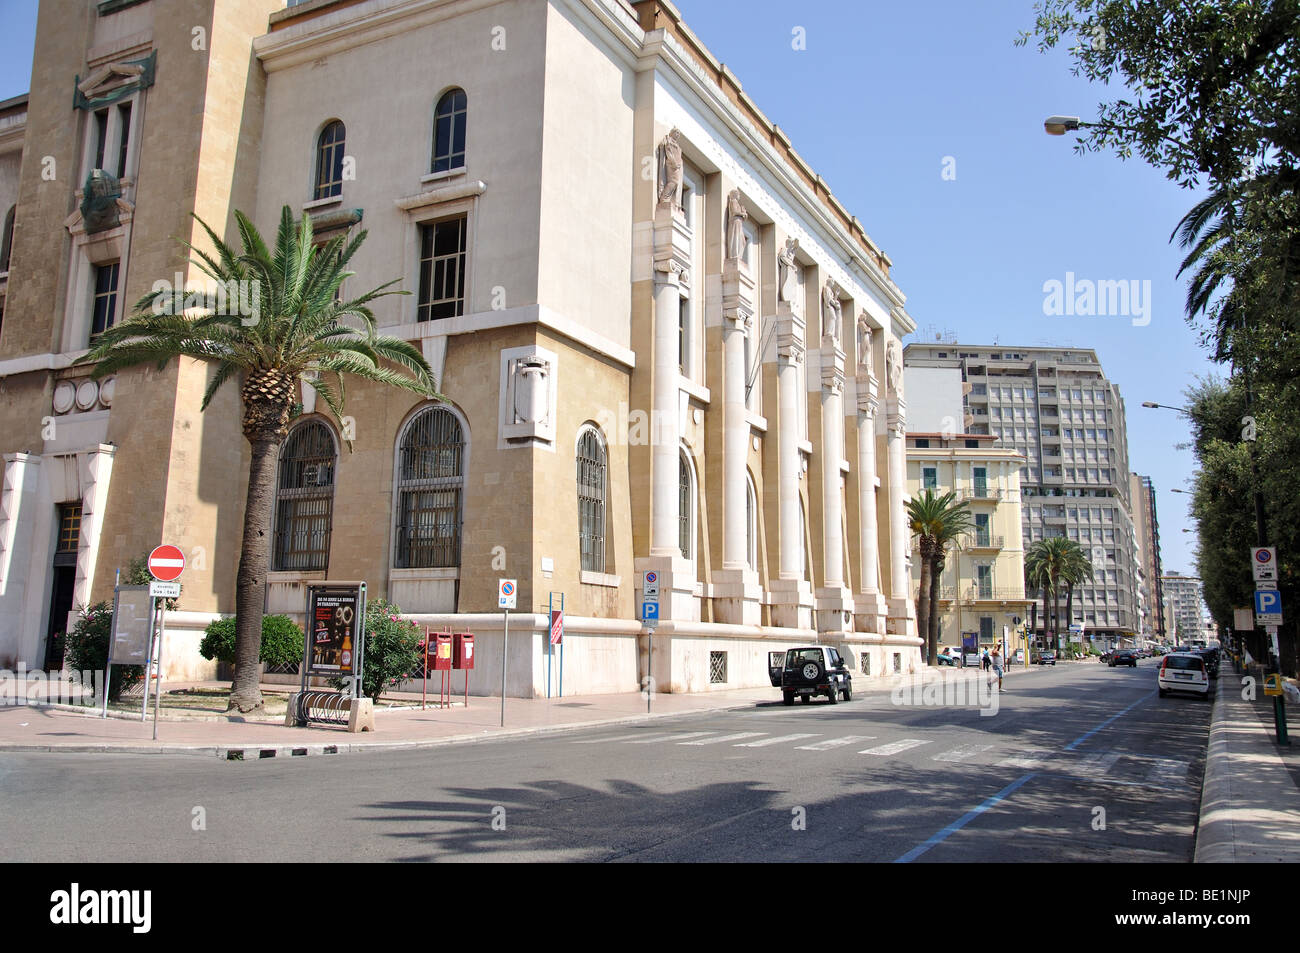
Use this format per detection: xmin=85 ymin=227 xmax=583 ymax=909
xmin=1129 ymin=472 xmax=1166 ymax=641
xmin=903 ymin=363 xmax=1030 ymax=656
xmin=1162 ymin=572 xmax=1206 ymax=643
xmin=902 ymin=344 xmax=1141 ymax=644
xmin=0 ymin=0 xmax=922 ymax=694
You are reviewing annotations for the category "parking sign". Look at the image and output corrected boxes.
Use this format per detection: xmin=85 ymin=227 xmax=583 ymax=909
xmin=1255 ymin=589 xmax=1283 ymax=625
xmin=498 ymin=579 xmax=517 ymax=610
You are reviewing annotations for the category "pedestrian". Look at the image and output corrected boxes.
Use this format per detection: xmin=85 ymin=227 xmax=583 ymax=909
xmin=991 ymin=648 xmax=1004 ymax=691
xmin=981 ymin=650 xmax=990 ymax=672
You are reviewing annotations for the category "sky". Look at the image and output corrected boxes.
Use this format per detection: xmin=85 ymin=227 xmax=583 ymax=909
xmin=0 ymin=0 xmax=1213 ymax=576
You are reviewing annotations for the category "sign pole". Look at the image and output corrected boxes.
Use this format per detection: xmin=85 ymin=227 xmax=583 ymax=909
xmin=153 ymin=597 xmax=166 ymax=740
xmin=500 ymin=608 xmax=509 ymax=728
xmin=547 ymin=592 xmax=553 ymax=700
xmin=647 ymin=628 xmax=653 ymax=714
xmin=141 ymin=596 xmax=157 ymax=722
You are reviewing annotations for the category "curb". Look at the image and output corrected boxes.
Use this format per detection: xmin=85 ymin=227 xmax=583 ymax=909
xmin=1194 ymin=671 xmax=1236 ymax=863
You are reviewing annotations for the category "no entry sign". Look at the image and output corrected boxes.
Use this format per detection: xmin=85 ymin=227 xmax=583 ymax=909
xmin=147 ymin=544 xmax=185 ymax=582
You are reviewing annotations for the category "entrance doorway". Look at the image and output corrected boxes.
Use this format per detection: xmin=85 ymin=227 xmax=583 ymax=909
xmin=43 ymin=502 xmax=81 ymax=670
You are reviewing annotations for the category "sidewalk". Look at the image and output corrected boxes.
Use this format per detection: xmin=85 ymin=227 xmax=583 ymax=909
xmin=1195 ymin=668 xmax=1300 ymax=862
xmin=0 ymin=665 xmax=1047 ymax=759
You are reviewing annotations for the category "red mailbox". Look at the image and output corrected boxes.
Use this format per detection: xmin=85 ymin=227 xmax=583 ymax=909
xmin=453 ymin=632 xmax=475 ymax=669
xmin=431 ymin=633 xmax=453 ymax=671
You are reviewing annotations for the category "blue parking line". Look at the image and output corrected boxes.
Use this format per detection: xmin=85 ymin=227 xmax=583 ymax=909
xmin=894 ymin=773 xmax=1037 ymax=863
xmin=895 ymin=688 xmax=1155 ymax=862
xmin=1063 ymin=690 xmax=1156 ymax=751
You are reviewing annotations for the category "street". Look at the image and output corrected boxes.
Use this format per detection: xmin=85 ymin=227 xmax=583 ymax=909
xmin=0 ymin=661 xmax=1211 ymax=862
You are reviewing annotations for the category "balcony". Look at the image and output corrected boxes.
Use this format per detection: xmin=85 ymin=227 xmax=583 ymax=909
xmin=963 ymin=586 xmax=1027 ymax=603
xmin=963 ymin=534 xmax=1004 ymax=552
xmin=961 ymin=487 xmax=1003 ymax=503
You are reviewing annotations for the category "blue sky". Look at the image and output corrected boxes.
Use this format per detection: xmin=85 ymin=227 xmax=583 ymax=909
xmin=0 ymin=0 xmax=1212 ymax=575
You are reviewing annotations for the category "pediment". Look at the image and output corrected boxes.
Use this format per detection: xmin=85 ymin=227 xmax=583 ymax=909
xmin=77 ymin=62 xmax=145 ymax=99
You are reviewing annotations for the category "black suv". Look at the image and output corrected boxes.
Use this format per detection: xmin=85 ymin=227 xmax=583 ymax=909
xmin=1109 ymin=649 xmax=1139 ymax=667
xmin=772 ymin=646 xmax=853 ymax=705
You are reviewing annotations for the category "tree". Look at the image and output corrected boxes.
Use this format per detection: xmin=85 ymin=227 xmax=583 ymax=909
xmin=77 ymin=207 xmax=439 ymax=711
xmin=1059 ymin=541 xmax=1095 ymax=654
xmin=1018 ymin=0 xmax=1300 ymax=191
xmin=907 ymin=489 xmax=973 ymax=665
xmin=1026 ymin=538 xmax=1075 ymax=653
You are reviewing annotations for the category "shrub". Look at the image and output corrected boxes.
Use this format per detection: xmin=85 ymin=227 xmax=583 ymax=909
xmin=199 ymin=615 xmax=303 ymax=667
xmin=64 ymin=602 xmax=142 ymax=701
xmin=330 ymin=598 xmax=423 ymax=703
xmin=124 ymin=554 xmax=180 ymax=611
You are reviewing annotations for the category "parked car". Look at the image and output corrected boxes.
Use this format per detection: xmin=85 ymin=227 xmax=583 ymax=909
xmin=1035 ymin=650 xmax=1057 ymax=666
xmin=779 ymin=646 xmax=853 ymax=705
xmin=1198 ymin=647 xmax=1221 ymax=679
xmin=1109 ymin=649 xmax=1139 ymax=668
xmin=1158 ymin=652 xmax=1211 ymax=698
xmin=936 ymin=650 xmax=960 ymax=667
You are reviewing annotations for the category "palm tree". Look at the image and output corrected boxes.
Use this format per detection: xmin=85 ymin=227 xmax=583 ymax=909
xmin=907 ymin=489 xmax=972 ymax=665
xmin=1060 ymin=542 xmax=1095 ymax=655
xmin=77 ymin=207 xmax=439 ymax=711
xmin=1026 ymin=538 xmax=1073 ymax=654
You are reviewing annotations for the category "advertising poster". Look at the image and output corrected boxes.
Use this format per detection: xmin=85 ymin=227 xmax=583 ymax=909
xmin=306 ymin=585 xmax=362 ymax=677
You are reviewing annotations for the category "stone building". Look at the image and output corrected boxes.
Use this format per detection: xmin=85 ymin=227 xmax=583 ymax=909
xmin=1129 ymin=472 xmax=1166 ymax=641
xmin=0 ymin=0 xmax=921 ymax=694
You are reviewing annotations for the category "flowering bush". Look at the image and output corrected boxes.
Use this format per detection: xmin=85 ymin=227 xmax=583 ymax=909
xmin=64 ymin=602 xmax=142 ymax=701
xmin=329 ymin=598 xmax=423 ymax=703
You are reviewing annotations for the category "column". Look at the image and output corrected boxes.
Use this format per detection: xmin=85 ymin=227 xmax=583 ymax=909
xmin=814 ymin=285 xmax=853 ymax=635
xmin=714 ymin=255 xmax=763 ymax=625
xmin=855 ymin=366 xmax=888 ymax=632
xmin=769 ymin=303 xmax=815 ymax=629
xmin=886 ymin=394 xmax=914 ymax=637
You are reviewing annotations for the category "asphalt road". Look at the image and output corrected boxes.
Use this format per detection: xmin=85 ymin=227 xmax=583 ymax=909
xmin=0 ymin=660 xmax=1212 ymax=862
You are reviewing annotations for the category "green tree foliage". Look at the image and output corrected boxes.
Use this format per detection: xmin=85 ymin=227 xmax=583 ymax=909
xmin=329 ymin=598 xmax=424 ymax=704
xmin=906 ymin=489 xmax=973 ymax=665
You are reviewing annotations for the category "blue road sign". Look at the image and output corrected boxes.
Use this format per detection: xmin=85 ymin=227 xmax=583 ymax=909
xmin=1255 ymin=589 xmax=1283 ymax=624
xmin=641 ymin=600 xmax=659 ymax=621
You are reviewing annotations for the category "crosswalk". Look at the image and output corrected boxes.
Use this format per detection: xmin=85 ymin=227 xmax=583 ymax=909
xmin=569 ymin=728 xmax=1193 ymax=786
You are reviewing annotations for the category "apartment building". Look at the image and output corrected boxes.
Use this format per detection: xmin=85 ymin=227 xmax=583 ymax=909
xmin=903 ymin=343 xmax=1141 ymax=644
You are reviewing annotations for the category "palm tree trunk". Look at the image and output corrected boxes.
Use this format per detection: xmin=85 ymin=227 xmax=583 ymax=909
xmin=1065 ymin=583 xmax=1075 ymax=655
xmin=928 ymin=555 xmax=944 ymax=664
xmin=229 ymin=436 xmax=280 ymax=712
xmin=1053 ymin=576 xmax=1063 ymax=654
xmin=916 ymin=551 xmax=932 ymax=665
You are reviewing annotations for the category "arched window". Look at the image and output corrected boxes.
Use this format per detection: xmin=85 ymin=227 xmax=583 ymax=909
xmin=0 ymin=206 xmax=14 ymax=273
xmin=395 ymin=406 xmax=465 ymax=568
xmin=576 ymin=427 xmax=607 ymax=573
xmin=431 ymin=89 xmax=467 ymax=173
xmin=679 ymin=452 xmax=694 ymax=560
xmin=273 ymin=420 xmax=337 ymax=571
xmin=314 ymin=120 xmax=346 ymax=200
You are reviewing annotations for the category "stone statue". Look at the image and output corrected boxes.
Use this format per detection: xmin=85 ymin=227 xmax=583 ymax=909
xmin=726 ymin=189 xmax=748 ymax=261
xmin=886 ymin=339 xmax=902 ymax=394
xmin=777 ymin=237 xmax=798 ymax=302
xmin=822 ymin=281 xmax=842 ymax=345
xmin=657 ymin=129 xmax=683 ymax=212
xmin=856 ymin=313 xmax=873 ymax=373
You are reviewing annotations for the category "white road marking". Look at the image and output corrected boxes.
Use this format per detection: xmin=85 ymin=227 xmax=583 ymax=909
xmin=734 ymin=733 xmax=820 ymax=747
xmin=624 ymin=731 xmax=715 ymax=744
xmin=860 ymin=739 xmax=931 ymax=756
xmin=796 ymin=736 xmax=875 ymax=751
xmin=1070 ymin=752 xmax=1122 ymax=776
xmin=680 ymin=732 xmax=766 ymax=746
xmin=572 ymin=732 xmax=660 ymax=744
xmin=998 ymin=749 xmax=1055 ymax=769
xmin=933 ymin=743 xmax=996 ymax=762
xmin=1145 ymin=758 xmax=1190 ymax=786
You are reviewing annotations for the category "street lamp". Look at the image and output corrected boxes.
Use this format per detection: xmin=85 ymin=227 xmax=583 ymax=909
xmin=1044 ymin=115 xmax=1086 ymax=136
